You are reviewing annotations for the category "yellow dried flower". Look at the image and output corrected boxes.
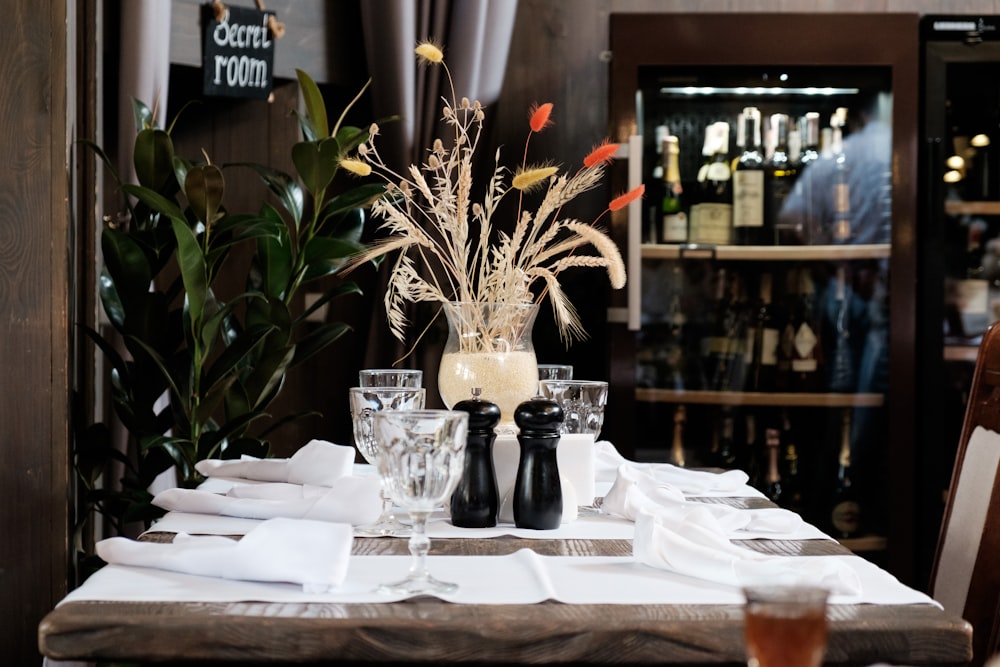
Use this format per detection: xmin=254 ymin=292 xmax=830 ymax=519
xmin=340 ymin=158 xmax=372 ymax=177
xmin=512 ymin=166 xmax=559 ymax=192
xmin=415 ymin=42 xmax=444 ymax=64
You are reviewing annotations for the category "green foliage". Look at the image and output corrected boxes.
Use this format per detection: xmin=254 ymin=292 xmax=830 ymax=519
xmin=76 ymin=73 xmax=383 ymax=533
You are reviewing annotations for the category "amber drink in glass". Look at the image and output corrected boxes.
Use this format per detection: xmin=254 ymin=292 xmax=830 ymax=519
xmin=743 ymin=585 xmax=828 ymax=667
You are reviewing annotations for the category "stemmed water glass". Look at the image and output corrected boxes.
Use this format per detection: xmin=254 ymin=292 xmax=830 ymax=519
xmin=349 ymin=386 xmax=426 ymax=536
xmin=372 ymin=409 xmax=469 ymax=595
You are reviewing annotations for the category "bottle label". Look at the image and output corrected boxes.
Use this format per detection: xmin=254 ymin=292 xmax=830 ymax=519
xmin=733 ymin=171 xmax=764 ymax=228
xmin=707 ymin=162 xmax=731 ymax=181
xmin=761 ymin=327 xmax=779 ymax=365
xmin=793 ymin=323 xmax=818 ymax=359
xmin=662 ymin=212 xmax=688 ymax=243
xmin=832 ymin=499 xmax=861 ymax=536
xmin=690 ymin=203 xmax=732 ymax=244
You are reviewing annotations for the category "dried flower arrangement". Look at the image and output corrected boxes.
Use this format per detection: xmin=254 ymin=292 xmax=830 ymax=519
xmin=344 ymin=41 xmax=642 ymax=349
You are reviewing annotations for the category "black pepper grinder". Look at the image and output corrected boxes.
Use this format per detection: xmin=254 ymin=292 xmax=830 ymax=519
xmin=512 ymin=397 xmax=564 ymax=530
xmin=449 ymin=388 xmax=501 ymax=528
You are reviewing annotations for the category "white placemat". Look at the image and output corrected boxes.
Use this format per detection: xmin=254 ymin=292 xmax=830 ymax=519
xmin=62 ymin=548 xmax=936 ymax=607
xmin=148 ymin=506 xmax=832 ymax=542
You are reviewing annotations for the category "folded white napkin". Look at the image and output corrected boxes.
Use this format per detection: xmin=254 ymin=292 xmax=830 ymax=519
xmin=633 ymin=510 xmax=862 ymax=596
xmin=594 ymin=441 xmax=750 ymax=494
xmin=153 ymin=474 xmax=382 ymax=526
xmin=195 ymin=439 xmax=355 ymax=486
xmin=96 ymin=517 xmax=353 ymax=593
xmin=603 ymin=464 xmax=803 ymax=535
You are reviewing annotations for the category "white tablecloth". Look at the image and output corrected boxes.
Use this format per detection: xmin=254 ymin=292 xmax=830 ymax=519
xmin=61 ymin=548 xmax=935 ymax=607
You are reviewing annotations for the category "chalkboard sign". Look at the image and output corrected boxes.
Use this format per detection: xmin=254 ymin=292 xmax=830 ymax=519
xmin=202 ymin=4 xmax=275 ymax=99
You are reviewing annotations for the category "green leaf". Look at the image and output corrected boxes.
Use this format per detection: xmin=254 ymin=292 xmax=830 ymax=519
xmin=291 ymin=138 xmax=340 ymax=196
xmin=296 ymin=282 xmax=361 ymax=324
xmin=203 ymin=320 xmax=277 ymax=395
xmin=101 ymin=227 xmax=152 ymax=305
xmin=123 ymin=335 xmax=183 ymax=403
xmin=79 ymin=325 xmax=129 ymax=384
xmin=291 ymin=322 xmax=352 ymax=367
xmin=171 ymin=219 xmax=209 ymax=332
xmin=185 ymin=164 xmax=225 ymax=226
xmin=259 ymin=409 xmax=321 ymax=438
xmin=219 ymin=437 xmax=270 ymax=461
xmin=78 ymin=138 xmax=124 ymax=187
xmin=121 ymin=184 xmax=188 ymax=226
xmin=132 ymin=98 xmax=155 ymax=131
xmin=300 ymin=236 xmax=365 ymax=283
xmin=296 ymin=69 xmax=328 ymax=138
xmin=317 ymin=186 xmax=384 ymax=234
xmin=333 ymin=125 xmax=370 ymax=155
xmin=256 ymin=224 xmax=293 ymax=299
xmin=231 ymin=163 xmax=304 ymax=230
xmin=133 ymin=128 xmax=176 ymax=192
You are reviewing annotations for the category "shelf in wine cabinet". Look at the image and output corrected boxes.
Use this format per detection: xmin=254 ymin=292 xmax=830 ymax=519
xmin=640 ymin=243 xmax=891 ymax=261
xmin=944 ymin=344 xmax=979 ymax=362
xmin=944 ymin=200 xmax=1000 ymax=217
xmin=635 ymin=388 xmax=885 ymax=408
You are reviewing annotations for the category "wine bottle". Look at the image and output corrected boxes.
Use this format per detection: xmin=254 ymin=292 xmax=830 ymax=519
xmin=733 ymin=107 xmax=768 ymax=245
xmin=661 ymin=135 xmax=688 ymax=243
xmin=775 ymin=268 xmax=798 ymax=392
xmin=830 ymin=108 xmax=852 ymax=244
xmin=791 ymin=269 xmax=824 ymax=392
xmin=644 ymin=125 xmax=669 ymax=244
xmin=799 ymin=112 xmax=821 ymax=169
xmin=747 ymin=272 xmax=779 ymax=392
xmin=701 ymin=267 xmax=730 ymax=390
xmin=663 ymin=293 xmax=688 ymax=390
xmin=720 ymin=409 xmax=737 ymax=469
xmin=779 ymin=409 xmax=803 ymax=514
xmin=763 ymin=426 xmax=783 ymax=504
xmin=768 ymin=113 xmax=800 ymax=245
xmin=691 ymin=121 xmax=733 ymax=245
xmin=669 ymin=405 xmax=687 ymax=468
xmin=827 ymin=266 xmax=857 ymax=392
xmin=742 ymin=412 xmax=762 ymax=489
xmin=829 ymin=408 xmax=862 ymax=539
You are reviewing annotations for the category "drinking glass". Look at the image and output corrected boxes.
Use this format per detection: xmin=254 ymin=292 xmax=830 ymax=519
xmin=538 ymin=379 xmax=608 ymax=437
xmin=743 ymin=585 xmax=829 ymax=667
xmin=359 ymin=368 xmax=424 ymax=388
xmin=373 ymin=409 xmax=469 ymax=595
xmin=537 ymin=364 xmax=574 ymax=381
xmin=349 ymin=386 xmax=426 ymax=536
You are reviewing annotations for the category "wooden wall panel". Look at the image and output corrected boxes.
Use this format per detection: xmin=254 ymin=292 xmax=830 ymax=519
xmin=1 ymin=0 xmax=72 ymax=663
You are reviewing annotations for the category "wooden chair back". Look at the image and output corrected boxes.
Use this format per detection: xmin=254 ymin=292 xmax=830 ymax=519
xmin=930 ymin=322 xmax=1000 ymax=666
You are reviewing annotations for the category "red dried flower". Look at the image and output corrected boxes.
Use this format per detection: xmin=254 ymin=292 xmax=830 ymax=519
xmin=584 ymin=140 xmax=619 ymax=168
xmin=529 ymin=103 xmax=554 ymax=133
xmin=609 ymin=184 xmax=645 ymax=211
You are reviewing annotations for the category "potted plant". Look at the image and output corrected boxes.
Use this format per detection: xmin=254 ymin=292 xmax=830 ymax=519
xmin=74 ymin=70 xmax=384 ymax=537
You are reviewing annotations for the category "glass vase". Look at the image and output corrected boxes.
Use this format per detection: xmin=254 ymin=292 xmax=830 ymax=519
xmin=438 ymin=301 xmax=540 ymax=430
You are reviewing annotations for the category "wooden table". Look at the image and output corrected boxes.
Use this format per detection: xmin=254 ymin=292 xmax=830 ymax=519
xmin=38 ymin=529 xmax=973 ymax=666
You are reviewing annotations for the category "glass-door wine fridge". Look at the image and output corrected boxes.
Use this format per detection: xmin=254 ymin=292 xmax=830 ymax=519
xmin=917 ymin=14 xmax=1000 ymax=587
xmin=606 ymin=13 xmax=920 ymax=584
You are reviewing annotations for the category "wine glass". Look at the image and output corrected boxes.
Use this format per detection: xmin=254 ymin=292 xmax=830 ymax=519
xmin=348 ymin=386 xmax=426 ymax=536
xmin=359 ymin=368 xmax=424 ymax=388
xmin=372 ymin=409 xmax=469 ymax=595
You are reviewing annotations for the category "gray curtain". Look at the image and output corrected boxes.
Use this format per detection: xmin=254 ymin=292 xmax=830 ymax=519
xmin=359 ymin=0 xmax=519 ymax=404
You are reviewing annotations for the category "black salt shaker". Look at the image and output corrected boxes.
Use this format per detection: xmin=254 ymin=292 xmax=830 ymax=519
xmin=512 ymin=397 xmax=564 ymax=530
xmin=449 ymin=388 xmax=501 ymax=528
